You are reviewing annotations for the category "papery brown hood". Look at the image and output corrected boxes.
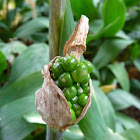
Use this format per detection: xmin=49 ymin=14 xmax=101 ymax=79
xmin=35 ymin=15 xmax=92 ymax=131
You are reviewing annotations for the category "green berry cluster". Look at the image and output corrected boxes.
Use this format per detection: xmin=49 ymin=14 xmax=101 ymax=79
xmin=51 ymin=55 xmax=93 ymax=123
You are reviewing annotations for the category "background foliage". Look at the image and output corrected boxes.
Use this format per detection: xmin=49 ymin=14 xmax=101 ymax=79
xmin=0 ymin=0 xmax=140 ymax=140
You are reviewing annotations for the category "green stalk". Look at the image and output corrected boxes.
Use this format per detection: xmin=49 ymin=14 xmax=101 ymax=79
xmin=48 ymin=0 xmax=65 ymax=139
xmin=49 ymin=0 xmax=65 ymax=59
xmin=46 ymin=126 xmax=64 ymax=140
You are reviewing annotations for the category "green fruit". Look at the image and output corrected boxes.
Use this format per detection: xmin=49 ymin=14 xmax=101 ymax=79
xmin=80 ymin=74 xmax=90 ymax=84
xmin=83 ymin=86 xmax=89 ymax=94
xmin=74 ymin=83 xmax=80 ymax=89
xmin=77 ymin=87 xmax=84 ymax=96
xmin=71 ymin=62 xmax=88 ymax=82
xmin=63 ymin=85 xmax=77 ymax=100
xmin=51 ymin=62 xmax=64 ymax=76
xmin=62 ymin=55 xmax=77 ymax=71
xmin=58 ymin=72 xmax=73 ymax=87
xmin=75 ymin=107 xmax=83 ymax=117
xmin=78 ymin=94 xmax=88 ymax=106
xmin=70 ymin=109 xmax=76 ymax=122
xmin=81 ymin=83 xmax=89 ymax=88
xmin=55 ymin=57 xmax=63 ymax=63
xmin=51 ymin=72 xmax=58 ymax=80
xmin=71 ymin=96 xmax=78 ymax=104
xmin=82 ymin=60 xmax=93 ymax=74
xmin=68 ymin=101 xmax=72 ymax=108
xmin=72 ymin=103 xmax=81 ymax=112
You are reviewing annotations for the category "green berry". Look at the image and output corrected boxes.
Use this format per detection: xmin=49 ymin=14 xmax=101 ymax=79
xmin=68 ymin=101 xmax=72 ymax=108
xmin=72 ymin=103 xmax=81 ymax=112
xmin=63 ymin=85 xmax=77 ymax=100
xmin=55 ymin=80 xmax=63 ymax=88
xmin=83 ymin=86 xmax=89 ymax=94
xmin=78 ymin=94 xmax=88 ymax=106
xmin=81 ymin=83 xmax=89 ymax=88
xmin=82 ymin=60 xmax=93 ymax=74
xmin=80 ymin=74 xmax=90 ymax=85
xmin=58 ymin=72 xmax=73 ymax=87
xmin=51 ymin=62 xmax=64 ymax=76
xmin=75 ymin=107 xmax=83 ymax=117
xmin=71 ymin=96 xmax=78 ymax=104
xmin=71 ymin=62 xmax=88 ymax=82
xmin=77 ymin=87 xmax=84 ymax=96
xmin=74 ymin=83 xmax=80 ymax=89
xmin=62 ymin=55 xmax=77 ymax=71
xmin=70 ymin=109 xmax=76 ymax=122
xmin=55 ymin=57 xmax=63 ymax=63
xmin=51 ymin=72 xmax=58 ymax=80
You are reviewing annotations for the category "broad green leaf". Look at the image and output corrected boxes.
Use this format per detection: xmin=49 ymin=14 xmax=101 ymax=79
xmin=0 ymin=51 xmax=7 ymax=75
xmin=89 ymin=20 xmax=104 ymax=34
xmin=102 ymin=0 xmax=126 ymax=36
xmin=0 ymin=71 xmax=42 ymax=106
xmin=92 ymin=39 xmax=133 ymax=69
xmin=93 ymin=85 xmax=116 ymax=130
xmin=64 ymin=131 xmax=85 ymax=140
xmin=23 ymin=112 xmax=45 ymax=125
xmin=123 ymin=0 xmax=140 ymax=6
xmin=59 ymin=0 xmax=75 ymax=56
xmin=87 ymin=0 xmax=126 ymax=43
xmin=116 ymin=112 xmax=140 ymax=130
xmin=91 ymin=64 xmax=100 ymax=80
xmin=15 ymin=17 xmax=49 ymax=38
xmin=78 ymin=87 xmax=107 ymax=140
xmin=121 ymin=126 xmax=140 ymax=140
xmin=134 ymin=58 xmax=140 ymax=72
xmin=1 ymin=41 xmax=27 ymax=64
xmin=104 ymin=128 xmax=127 ymax=140
xmin=71 ymin=0 xmax=96 ymax=21
xmin=108 ymin=63 xmax=130 ymax=92
xmin=107 ymin=89 xmax=140 ymax=110
xmin=8 ymin=43 xmax=49 ymax=83
xmin=0 ymin=95 xmax=39 ymax=140
xmin=130 ymin=79 xmax=140 ymax=96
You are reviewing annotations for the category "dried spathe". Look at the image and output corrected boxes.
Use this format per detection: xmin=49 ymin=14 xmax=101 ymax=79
xmin=35 ymin=15 xmax=92 ymax=131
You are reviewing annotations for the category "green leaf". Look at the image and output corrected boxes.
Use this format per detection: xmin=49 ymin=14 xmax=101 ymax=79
xmin=8 ymin=43 xmax=49 ymax=83
xmin=134 ymin=58 xmax=140 ymax=72
xmin=130 ymin=79 xmax=140 ymax=96
xmin=121 ymin=126 xmax=140 ymax=140
xmin=59 ymin=0 xmax=75 ymax=56
xmin=0 ymin=50 xmax=7 ymax=75
xmin=23 ymin=112 xmax=45 ymax=125
xmin=14 ymin=17 xmax=49 ymax=38
xmin=123 ymin=0 xmax=140 ymax=6
xmin=0 ymin=72 xmax=42 ymax=106
xmin=92 ymin=39 xmax=133 ymax=69
xmin=87 ymin=0 xmax=126 ymax=43
xmin=107 ymin=89 xmax=140 ymax=110
xmin=71 ymin=0 xmax=96 ymax=21
xmin=78 ymin=87 xmax=107 ymax=140
xmin=1 ymin=41 xmax=27 ymax=64
xmin=102 ymin=0 xmax=126 ymax=36
xmin=116 ymin=112 xmax=140 ymax=130
xmin=93 ymin=85 xmax=116 ymax=130
xmin=0 ymin=95 xmax=39 ymax=140
xmin=108 ymin=63 xmax=130 ymax=92
xmin=104 ymin=128 xmax=127 ymax=140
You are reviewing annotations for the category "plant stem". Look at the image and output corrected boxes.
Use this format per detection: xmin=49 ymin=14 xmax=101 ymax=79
xmin=46 ymin=126 xmax=64 ymax=140
xmin=48 ymin=0 xmax=65 ymax=139
xmin=49 ymin=0 xmax=65 ymax=60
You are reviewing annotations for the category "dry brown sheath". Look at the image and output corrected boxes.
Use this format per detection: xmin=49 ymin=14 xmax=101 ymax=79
xmin=35 ymin=15 xmax=92 ymax=131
